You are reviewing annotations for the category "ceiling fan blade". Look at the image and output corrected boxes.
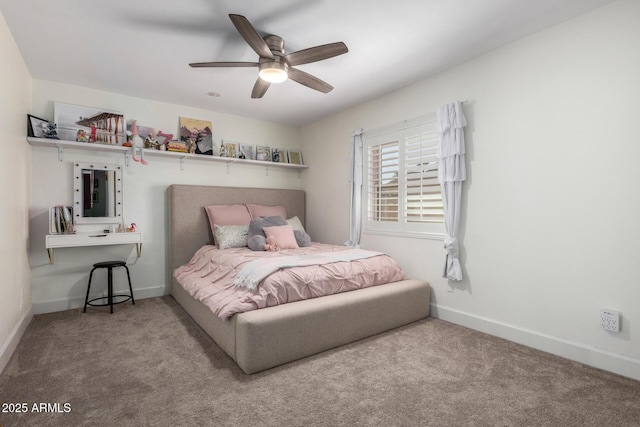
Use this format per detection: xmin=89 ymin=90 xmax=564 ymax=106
xmin=285 ymin=42 xmax=348 ymax=66
xmin=189 ymin=61 xmax=258 ymax=68
xmin=287 ymin=67 xmax=334 ymax=93
xmin=251 ymin=78 xmax=271 ymax=98
xmin=229 ymin=14 xmax=274 ymax=59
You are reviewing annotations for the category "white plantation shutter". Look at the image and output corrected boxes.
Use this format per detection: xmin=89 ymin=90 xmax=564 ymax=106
xmin=404 ymin=129 xmax=443 ymax=223
xmin=367 ymin=141 xmax=400 ymax=222
xmin=364 ymin=114 xmax=444 ymax=238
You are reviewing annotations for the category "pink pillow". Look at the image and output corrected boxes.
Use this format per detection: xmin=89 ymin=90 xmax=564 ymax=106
xmin=204 ymin=205 xmax=251 ymax=243
xmin=246 ymin=204 xmax=287 ymax=220
xmin=262 ymin=225 xmax=299 ymax=249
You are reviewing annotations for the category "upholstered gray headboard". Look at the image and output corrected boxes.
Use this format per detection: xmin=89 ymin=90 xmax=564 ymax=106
xmin=168 ymin=185 xmax=305 ymax=275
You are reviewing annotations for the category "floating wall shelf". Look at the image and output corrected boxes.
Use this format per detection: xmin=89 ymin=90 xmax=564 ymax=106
xmin=26 ymin=137 xmax=309 ymax=173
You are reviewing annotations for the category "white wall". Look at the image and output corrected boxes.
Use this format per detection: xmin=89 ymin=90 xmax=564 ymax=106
xmin=0 ymin=9 xmax=33 ymax=373
xmin=301 ymin=0 xmax=640 ymax=380
xmin=29 ymin=81 xmax=303 ymax=313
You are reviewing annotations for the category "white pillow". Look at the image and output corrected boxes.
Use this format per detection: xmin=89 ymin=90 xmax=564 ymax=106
xmin=214 ymin=224 xmax=249 ymax=250
xmin=287 ymin=216 xmax=305 ymax=233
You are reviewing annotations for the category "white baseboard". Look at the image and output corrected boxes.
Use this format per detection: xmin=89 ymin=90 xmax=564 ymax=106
xmin=431 ymin=303 xmax=640 ymax=382
xmin=33 ymin=285 xmax=167 ymax=314
xmin=0 ymin=305 xmax=33 ymax=375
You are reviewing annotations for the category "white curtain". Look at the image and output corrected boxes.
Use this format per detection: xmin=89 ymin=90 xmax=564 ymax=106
xmin=346 ymin=128 xmax=364 ymax=248
xmin=437 ymin=101 xmax=467 ymax=280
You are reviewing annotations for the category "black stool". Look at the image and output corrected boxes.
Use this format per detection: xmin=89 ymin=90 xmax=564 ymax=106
xmin=83 ymin=261 xmax=135 ymax=314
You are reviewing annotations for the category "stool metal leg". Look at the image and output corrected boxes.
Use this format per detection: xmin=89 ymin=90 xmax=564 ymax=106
xmin=83 ymin=267 xmax=97 ymax=313
xmin=123 ymin=265 xmax=135 ymax=305
xmin=107 ymin=267 xmax=114 ymax=314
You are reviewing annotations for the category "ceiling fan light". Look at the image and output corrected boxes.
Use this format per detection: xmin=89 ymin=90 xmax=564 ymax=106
xmin=259 ymin=61 xmax=288 ymax=83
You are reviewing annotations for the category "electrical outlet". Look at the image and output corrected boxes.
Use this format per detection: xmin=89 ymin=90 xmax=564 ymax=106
xmin=600 ymin=309 xmax=620 ymax=332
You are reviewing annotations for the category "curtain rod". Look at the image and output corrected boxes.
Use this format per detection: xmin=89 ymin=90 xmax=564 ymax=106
xmin=362 ymin=100 xmax=468 ymax=137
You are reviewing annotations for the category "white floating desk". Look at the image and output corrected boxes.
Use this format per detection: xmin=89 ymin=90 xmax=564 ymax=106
xmin=46 ymin=232 xmax=143 ymax=264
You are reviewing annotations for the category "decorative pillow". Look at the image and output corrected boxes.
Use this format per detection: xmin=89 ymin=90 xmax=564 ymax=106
xmin=263 ymin=225 xmax=299 ymax=250
xmin=205 ymin=205 xmax=251 ymax=243
xmin=214 ymin=224 xmax=249 ymax=250
xmin=247 ymin=216 xmax=287 ymax=251
xmin=287 ymin=216 xmax=306 ymax=233
xmin=246 ymin=204 xmax=288 ymax=220
xmin=247 ymin=234 xmax=267 ymax=251
xmin=294 ymin=230 xmax=311 ymax=247
xmin=263 ymin=235 xmax=280 ymax=252
xmin=286 ymin=216 xmax=311 ymax=246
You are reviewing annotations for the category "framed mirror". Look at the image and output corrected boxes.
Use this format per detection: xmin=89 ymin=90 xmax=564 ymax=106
xmin=73 ymin=162 xmax=123 ymax=224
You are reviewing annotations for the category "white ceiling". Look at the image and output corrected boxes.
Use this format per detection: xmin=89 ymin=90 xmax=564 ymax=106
xmin=1 ymin=0 xmax=615 ymax=126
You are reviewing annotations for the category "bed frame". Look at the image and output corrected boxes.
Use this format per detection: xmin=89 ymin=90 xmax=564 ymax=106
xmin=168 ymin=184 xmax=430 ymax=374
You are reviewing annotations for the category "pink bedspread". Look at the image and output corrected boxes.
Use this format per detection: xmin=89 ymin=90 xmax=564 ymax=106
xmin=174 ymin=243 xmax=406 ymax=319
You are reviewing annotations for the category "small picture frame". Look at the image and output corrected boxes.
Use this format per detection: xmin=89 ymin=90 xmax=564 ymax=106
xmin=272 ymin=147 xmax=287 ymax=163
xmin=239 ymin=143 xmax=255 ymax=160
xmin=287 ymin=150 xmax=304 ymax=165
xmin=27 ymin=114 xmax=50 ymax=138
xmin=256 ymin=145 xmax=272 ymax=162
xmin=223 ymin=141 xmax=238 ymax=158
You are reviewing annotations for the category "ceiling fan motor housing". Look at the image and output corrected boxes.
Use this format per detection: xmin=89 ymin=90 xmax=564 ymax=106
xmin=259 ymin=35 xmax=288 ymax=82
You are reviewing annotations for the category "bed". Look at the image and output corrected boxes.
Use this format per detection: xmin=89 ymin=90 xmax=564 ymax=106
xmin=168 ymin=184 xmax=430 ymax=374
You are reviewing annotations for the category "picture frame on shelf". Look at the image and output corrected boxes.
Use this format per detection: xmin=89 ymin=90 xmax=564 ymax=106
xmin=223 ymin=140 xmax=238 ymax=158
xmin=54 ymin=102 xmax=126 ymax=145
xmin=239 ymin=143 xmax=255 ymax=160
xmin=27 ymin=114 xmax=50 ymax=138
xmin=256 ymin=145 xmax=272 ymax=162
xmin=271 ymin=147 xmax=287 ymax=163
xmin=179 ymin=117 xmax=213 ymax=155
xmin=287 ymin=150 xmax=304 ymax=165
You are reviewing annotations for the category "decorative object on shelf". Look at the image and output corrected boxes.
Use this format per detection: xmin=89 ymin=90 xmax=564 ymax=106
xmin=76 ymin=129 xmax=89 ymax=142
xmin=27 ymin=114 xmax=45 ymax=137
xmin=127 ymin=223 xmax=137 ymax=232
xmin=179 ymin=117 xmax=213 ymax=155
xmin=272 ymin=148 xmax=281 ymax=163
xmin=223 ymin=140 xmax=238 ymax=158
xmin=125 ymin=122 xmax=154 ymax=141
xmin=40 ymin=122 xmax=58 ymax=139
xmin=27 ymin=114 xmax=59 ymax=139
xmin=239 ymin=143 xmax=255 ymax=160
xmin=218 ymin=141 xmax=227 ymax=157
xmin=272 ymin=147 xmax=287 ymax=163
xmin=144 ymin=131 xmax=159 ymax=150
xmin=54 ymin=102 xmax=126 ymax=145
xmin=49 ymin=206 xmax=75 ymax=234
xmin=156 ymin=131 xmax=173 ymax=150
xmin=287 ymin=150 xmax=303 ymax=165
xmin=167 ymin=140 xmax=188 ymax=152
xmin=256 ymin=145 xmax=272 ymax=161
xmin=126 ymin=120 xmax=148 ymax=165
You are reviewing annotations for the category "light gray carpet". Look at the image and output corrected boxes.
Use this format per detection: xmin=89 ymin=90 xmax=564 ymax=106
xmin=1 ymin=296 xmax=639 ymax=426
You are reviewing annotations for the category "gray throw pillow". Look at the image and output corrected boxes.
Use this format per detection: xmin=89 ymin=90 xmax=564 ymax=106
xmin=294 ymin=230 xmax=311 ymax=247
xmin=247 ymin=216 xmax=287 ymax=251
xmin=246 ymin=215 xmax=311 ymax=250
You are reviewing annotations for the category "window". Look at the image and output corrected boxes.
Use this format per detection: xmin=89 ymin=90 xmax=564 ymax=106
xmin=364 ymin=114 xmax=444 ymax=238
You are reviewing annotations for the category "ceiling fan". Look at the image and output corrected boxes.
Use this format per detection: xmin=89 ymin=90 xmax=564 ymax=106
xmin=189 ymin=14 xmax=348 ymax=98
